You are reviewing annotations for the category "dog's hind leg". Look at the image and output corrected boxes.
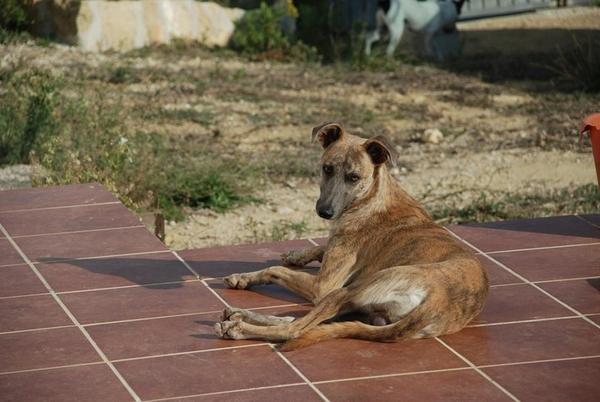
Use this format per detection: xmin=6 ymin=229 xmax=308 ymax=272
xmin=279 ymin=304 xmax=429 ymax=351
xmin=386 ymin=17 xmax=404 ymax=57
xmin=365 ymin=30 xmax=380 ymax=56
xmin=215 ymin=288 xmax=351 ymax=341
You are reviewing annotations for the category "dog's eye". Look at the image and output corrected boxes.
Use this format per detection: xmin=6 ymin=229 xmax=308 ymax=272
xmin=323 ymin=165 xmax=334 ymax=176
xmin=345 ymin=173 xmax=360 ymax=183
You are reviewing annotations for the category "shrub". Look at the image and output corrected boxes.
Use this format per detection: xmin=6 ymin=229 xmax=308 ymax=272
xmin=231 ymin=2 xmax=319 ymax=62
xmin=0 ymin=70 xmax=252 ymax=221
xmin=551 ymin=35 xmax=600 ymax=92
xmin=0 ymin=0 xmax=31 ymax=31
xmin=0 ymin=71 xmax=58 ymax=165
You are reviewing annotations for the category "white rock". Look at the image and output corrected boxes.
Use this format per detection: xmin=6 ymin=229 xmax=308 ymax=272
xmin=29 ymin=0 xmax=244 ymax=52
xmin=422 ymin=128 xmax=444 ymax=144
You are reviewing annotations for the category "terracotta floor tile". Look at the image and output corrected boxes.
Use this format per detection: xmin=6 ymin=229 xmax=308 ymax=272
xmin=538 ymin=279 xmax=600 ymax=314
xmin=492 ymin=244 xmax=600 ymax=282
xmin=114 ymin=346 xmax=302 ymax=400
xmin=37 ymin=252 xmax=195 ymax=292
xmin=448 ymin=216 xmax=600 ymax=252
xmin=88 ymin=305 xmax=310 ymax=361
xmin=478 ymin=255 xmax=522 ymax=286
xmin=0 ymin=203 xmax=141 ymax=237
xmin=87 ymin=311 xmax=259 ymax=361
xmin=0 ymin=363 xmax=132 ymax=402
xmin=0 ymin=327 xmax=100 ymax=372
xmin=0 ymin=295 xmax=71 ymax=332
xmin=179 ymin=239 xmax=315 ymax=278
xmin=587 ymin=314 xmax=600 ymax=325
xmin=0 ymin=239 xmax=23 ymax=266
xmin=207 ymin=280 xmax=307 ymax=309
xmin=61 ymin=281 xmax=222 ymax=324
xmin=0 ymin=265 xmax=47 ymax=297
xmin=286 ymin=337 xmax=466 ymax=382
xmin=14 ymin=227 xmax=167 ymax=263
xmin=470 ymin=284 xmax=572 ymax=325
xmin=483 ymin=357 xmax=600 ymax=402
xmin=442 ymin=318 xmax=600 ymax=365
xmin=0 ymin=183 xmax=116 ymax=212
xmin=169 ymin=385 xmax=322 ymax=402
xmin=316 ymin=369 xmax=511 ymax=402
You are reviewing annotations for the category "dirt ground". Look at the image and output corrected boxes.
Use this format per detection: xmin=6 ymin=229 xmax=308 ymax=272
xmin=1 ymin=6 xmax=598 ymax=250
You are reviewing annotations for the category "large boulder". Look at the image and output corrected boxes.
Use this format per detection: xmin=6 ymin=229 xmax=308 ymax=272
xmin=29 ymin=0 xmax=244 ymax=52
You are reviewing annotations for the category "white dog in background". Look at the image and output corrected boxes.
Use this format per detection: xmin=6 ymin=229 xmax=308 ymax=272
xmin=365 ymin=0 xmax=465 ymax=61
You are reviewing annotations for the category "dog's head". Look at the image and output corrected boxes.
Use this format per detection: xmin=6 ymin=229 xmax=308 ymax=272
xmin=312 ymin=122 xmax=397 ymax=220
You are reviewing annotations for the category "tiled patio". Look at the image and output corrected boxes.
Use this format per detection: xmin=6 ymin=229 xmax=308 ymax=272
xmin=0 ymin=183 xmax=599 ymax=401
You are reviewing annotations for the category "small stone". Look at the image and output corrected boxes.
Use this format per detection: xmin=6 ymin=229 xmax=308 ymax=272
xmin=422 ymin=128 xmax=444 ymax=144
xmin=277 ymin=206 xmax=294 ymax=215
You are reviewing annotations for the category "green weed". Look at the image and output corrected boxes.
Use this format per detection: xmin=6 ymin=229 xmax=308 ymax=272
xmin=430 ymin=184 xmax=600 ymax=224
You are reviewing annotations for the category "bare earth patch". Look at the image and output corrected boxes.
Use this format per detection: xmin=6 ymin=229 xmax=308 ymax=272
xmin=1 ymin=7 xmax=598 ymax=249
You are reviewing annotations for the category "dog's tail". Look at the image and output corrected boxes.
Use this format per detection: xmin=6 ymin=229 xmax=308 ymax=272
xmin=278 ymin=308 xmax=427 ymax=352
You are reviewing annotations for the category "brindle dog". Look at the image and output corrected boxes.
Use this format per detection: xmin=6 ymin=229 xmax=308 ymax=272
xmin=214 ymin=122 xmax=488 ymax=350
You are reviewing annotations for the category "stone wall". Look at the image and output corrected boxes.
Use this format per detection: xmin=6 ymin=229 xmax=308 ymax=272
xmin=29 ymin=0 xmax=244 ymax=52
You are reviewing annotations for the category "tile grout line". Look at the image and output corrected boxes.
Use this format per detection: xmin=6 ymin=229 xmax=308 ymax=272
xmin=446 ymin=228 xmax=600 ymax=330
xmin=196 ymin=276 xmax=330 ymax=402
xmin=0 ymin=291 xmax=52 ymax=300
xmin=0 ymin=302 xmax=312 ymax=335
xmin=111 ymin=343 xmax=267 ymax=363
xmin=312 ymin=366 xmax=472 ymax=385
xmin=435 ymin=337 xmax=520 ymax=401
xmin=574 ymin=214 xmax=600 ymax=230
xmin=0 ymin=324 xmax=76 ymax=336
xmin=0 ymin=262 xmax=31 ymax=269
xmin=31 ymin=249 xmax=172 ymax=264
xmin=0 ymin=201 xmax=121 ymax=214
xmin=170 ymin=250 xmax=200 ymax=279
xmin=4 ymin=272 xmax=598 ymax=301
xmin=54 ymin=279 xmax=201 ymax=295
xmin=0 ymin=361 xmax=106 ymax=376
xmin=477 ymin=354 xmax=600 ymax=369
xmin=4 ymin=312 xmax=590 ymax=337
xmin=11 ymin=225 xmax=147 ymax=239
xmin=0 ymin=224 xmax=142 ymax=402
xmin=466 ymin=315 xmax=579 ymax=328
xmin=307 ymin=237 xmax=320 ymax=246
xmin=268 ymin=343 xmax=331 ymax=402
xmin=145 ymin=383 xmax=308 ymax=402
xmin=122 ymin=354 xmax=600 ymax=401
xmin=483 ymin=241 xmax=600 ymax=255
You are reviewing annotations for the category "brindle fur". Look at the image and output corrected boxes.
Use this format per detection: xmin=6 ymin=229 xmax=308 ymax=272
xmin=214 ymin=122 xmax=488 ymax=350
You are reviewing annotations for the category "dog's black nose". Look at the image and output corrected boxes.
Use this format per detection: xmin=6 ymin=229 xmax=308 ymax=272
xmin=318 ymin=207 xmax=334 ymax=220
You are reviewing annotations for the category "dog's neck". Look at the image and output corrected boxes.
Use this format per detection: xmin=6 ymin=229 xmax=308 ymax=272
xmin=332 ymin=165 xmax=431 ymax=234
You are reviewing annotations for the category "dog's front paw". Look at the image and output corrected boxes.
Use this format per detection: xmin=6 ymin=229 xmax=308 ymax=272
xmin=281 ymin=250 xmax=307 ymax=266
xmin=223 ymin=273 xmax=250 ymax=289
xmin=214 ymin=320 xmax=244 ymax=339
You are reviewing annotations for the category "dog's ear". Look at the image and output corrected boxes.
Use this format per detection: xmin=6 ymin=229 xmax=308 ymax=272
xmin=311 ymin=122 xmax=344 ymax=149
xmin=364 ymin=135 xmax=398 ymax=167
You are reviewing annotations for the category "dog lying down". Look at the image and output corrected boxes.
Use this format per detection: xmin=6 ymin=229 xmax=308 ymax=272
xmin=214 ymin=122 xmax=488 ymax=350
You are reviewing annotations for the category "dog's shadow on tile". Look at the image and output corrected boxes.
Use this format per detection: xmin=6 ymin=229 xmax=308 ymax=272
xmin=36 ymin=256 xmax=291 ymax=290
